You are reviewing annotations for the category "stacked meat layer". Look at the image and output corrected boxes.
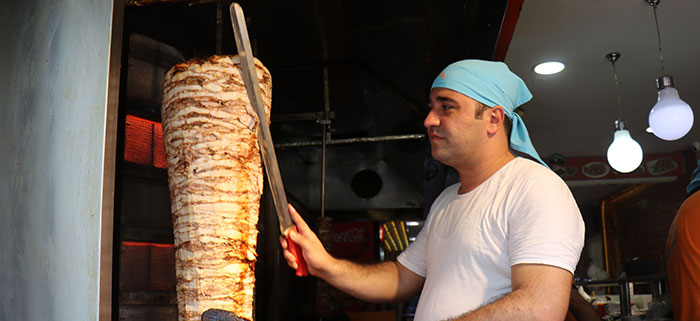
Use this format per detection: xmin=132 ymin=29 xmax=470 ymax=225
xmin=161 ymin=55 xmax=272 ymax=321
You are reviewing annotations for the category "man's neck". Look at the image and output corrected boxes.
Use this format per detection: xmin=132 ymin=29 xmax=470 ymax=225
xmin=455 ymin=150 xmax=515 ymax=194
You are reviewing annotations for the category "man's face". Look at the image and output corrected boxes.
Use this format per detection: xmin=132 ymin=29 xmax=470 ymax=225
xmin=424 ymin=88 xmax=488 ymax=167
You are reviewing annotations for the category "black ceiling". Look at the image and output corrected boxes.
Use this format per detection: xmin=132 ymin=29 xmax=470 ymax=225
xmin=125 ymin=0 xmax=510 ymax=116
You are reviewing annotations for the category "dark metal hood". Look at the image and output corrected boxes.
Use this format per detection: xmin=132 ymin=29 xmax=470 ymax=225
xmin=123 ymin=0 xmax=511 ymax=218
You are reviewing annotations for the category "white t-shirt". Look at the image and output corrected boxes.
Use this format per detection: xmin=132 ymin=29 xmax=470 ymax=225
xmin=397 ymin=157 xmax=584 ymax=321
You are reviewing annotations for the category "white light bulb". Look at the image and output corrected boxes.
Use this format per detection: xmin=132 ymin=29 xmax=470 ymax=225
xmin=648 ymin=87 xmax=694 ymax=141
xmin=607 ymin=129 xmax=643 ymax=173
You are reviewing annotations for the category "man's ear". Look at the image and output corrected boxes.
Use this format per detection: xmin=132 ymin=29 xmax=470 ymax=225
xmin=486 ymin=106 xmax=507 ymax=136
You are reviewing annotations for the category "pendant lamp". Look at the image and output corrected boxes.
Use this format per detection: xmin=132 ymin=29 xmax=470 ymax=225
xmin=646 ymin=0 xmax=694 ymax=141
xmin=605 ymin=52 xmax=644 ymax=173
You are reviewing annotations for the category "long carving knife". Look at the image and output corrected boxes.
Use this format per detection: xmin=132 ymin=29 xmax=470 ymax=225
xmin=230 ymin=2 xmax=308 ymax=276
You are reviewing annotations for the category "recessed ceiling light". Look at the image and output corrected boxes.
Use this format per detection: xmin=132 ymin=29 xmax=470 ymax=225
xmin=534 ymin=61 xmax=565 ymax=75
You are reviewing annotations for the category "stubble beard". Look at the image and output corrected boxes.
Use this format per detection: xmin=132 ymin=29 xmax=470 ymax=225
xmin=430 ymin=141 xmax=454 ymax=166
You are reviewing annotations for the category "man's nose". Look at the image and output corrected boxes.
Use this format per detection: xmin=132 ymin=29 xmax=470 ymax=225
xmin=424 ymin=110 xmax=439 ymax=129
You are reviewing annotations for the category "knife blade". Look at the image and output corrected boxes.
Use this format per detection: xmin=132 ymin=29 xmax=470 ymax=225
xmin=229 ymin=2 xmax=308 ymax=276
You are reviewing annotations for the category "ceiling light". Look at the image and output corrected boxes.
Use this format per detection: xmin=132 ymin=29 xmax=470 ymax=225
xmin=534 ymin=61 xmax=565 ymax=75
xmin=608 ymin=121 xmax=644 ymax=173
xmin=646 ymin=0 xmax=694 ymax=141
xmin=405 ymin=221 xmax=420 ymax=226
xmin=649 ymin=78 xmax=694 ymax=140
xmin=605 ymin=52 xmax=643 ymax=173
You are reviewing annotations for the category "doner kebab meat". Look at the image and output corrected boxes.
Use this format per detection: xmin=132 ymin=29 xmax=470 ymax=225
xmin=161 ymin=55 xmax=272 ymax=321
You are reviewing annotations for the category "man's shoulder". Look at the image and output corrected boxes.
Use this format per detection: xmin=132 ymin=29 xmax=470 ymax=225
xmin=506 ymin=157 xmax=560 ymax=179
xmin=501 ymin=157 xmax=572 ymax=197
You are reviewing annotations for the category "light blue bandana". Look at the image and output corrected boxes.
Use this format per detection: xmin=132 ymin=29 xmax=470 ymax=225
xmin=687 ymin=161 xmax=700 ymax=194
xmin=431 ymin=59 xmax=547 ymax=167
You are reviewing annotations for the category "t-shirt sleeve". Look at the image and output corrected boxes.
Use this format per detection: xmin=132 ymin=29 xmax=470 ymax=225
xmin=397 ymin=222 xmax=428 ymax=277
xmin=508 ymin=176 xmax=585 ymax=274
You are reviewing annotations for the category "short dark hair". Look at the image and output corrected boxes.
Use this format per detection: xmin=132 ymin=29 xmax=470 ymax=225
xmin=474 ymin=102 xmax=512 ymax=137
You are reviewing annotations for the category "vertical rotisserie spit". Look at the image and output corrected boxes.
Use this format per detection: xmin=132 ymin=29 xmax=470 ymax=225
xmin=161 ymin=55 xmax=272 ymax=321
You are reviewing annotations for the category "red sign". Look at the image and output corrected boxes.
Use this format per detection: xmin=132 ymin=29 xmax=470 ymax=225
xmin=329 ymin=222 xmax=374 ymax=263
xmin=546 ymin=152 xmax=685 ymax=182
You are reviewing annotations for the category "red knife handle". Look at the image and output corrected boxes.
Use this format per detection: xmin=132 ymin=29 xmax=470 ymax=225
xmin=286 ymin=226 xmax=308 ymax=276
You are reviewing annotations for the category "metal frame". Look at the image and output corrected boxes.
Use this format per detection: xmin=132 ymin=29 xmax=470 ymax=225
xmin=100 ymin=0 xmax=125 ymax=319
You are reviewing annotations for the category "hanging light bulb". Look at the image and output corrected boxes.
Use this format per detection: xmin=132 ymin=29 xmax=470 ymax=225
xmin=605 ymin=52 xmax=644 ymax=173
xmin=649 ymin=76 xmax=694 ymax=140
xmin=646 ymin=0 xmax=694 ymax=141
xmin=608 ymin=121 xmax=644 ymax=173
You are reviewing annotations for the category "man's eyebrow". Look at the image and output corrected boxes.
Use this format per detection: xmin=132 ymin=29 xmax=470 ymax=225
xmin=435 ymin=96 xmax=457 ymax=104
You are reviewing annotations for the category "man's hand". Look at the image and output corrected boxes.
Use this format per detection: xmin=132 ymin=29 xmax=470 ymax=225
xmin=279 ymin=204 xmax=335 ymax=277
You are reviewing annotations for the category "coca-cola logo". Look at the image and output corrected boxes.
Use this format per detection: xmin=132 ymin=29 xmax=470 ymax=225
xmin=331 ymin=228 xmax=366 ymax=243
xmin=329 ymin=223 xmax=373 ymax=262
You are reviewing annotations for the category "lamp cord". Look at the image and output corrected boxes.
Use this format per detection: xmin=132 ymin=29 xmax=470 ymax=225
xmin=652 ymin=5 xmax=665 ymax=75
xmin=612 ymin=61 xmax=623 ymax=121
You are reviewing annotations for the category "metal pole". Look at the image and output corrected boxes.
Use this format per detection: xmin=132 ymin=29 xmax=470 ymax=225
xmin=619 ymin=282 xmax=631 ymax=318
xmin=320 ymin=67 xmax=330 ymax=218
xmin=215 ymin=2 xmax=223 ymax=54
xmin=275 ymin=134 xmax=425 ymax=149
xmin=321 ymin=121 xmax=327 ymax=218
xmin=652 ymin=280 xmax=662 ymax=299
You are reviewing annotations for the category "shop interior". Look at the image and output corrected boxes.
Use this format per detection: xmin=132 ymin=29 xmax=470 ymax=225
xmin=113 ymin=0 xmax=700 ymax=320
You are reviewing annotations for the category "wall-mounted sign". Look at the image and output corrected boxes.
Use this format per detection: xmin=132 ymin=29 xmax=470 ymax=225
xmin=330 ymin=222 xmax=375 ymax=263
xmin=546 ymin=153 xmax=685 ymax=185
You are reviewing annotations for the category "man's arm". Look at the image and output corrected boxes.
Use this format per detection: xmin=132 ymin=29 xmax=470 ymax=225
xmin=448 ymin=263 xmax=572 ymax=321
xmin=280 ymin=204 xmax=425 ymax=302
xmin=568 ymin=285 xmax=603 ymax=321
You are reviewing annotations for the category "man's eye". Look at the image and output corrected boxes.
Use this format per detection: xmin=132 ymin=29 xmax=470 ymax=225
xmin=442 ymin=105 xmax=455 ymax=111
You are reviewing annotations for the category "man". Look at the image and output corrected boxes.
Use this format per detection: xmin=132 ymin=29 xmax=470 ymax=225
xmin=665 ymin=161 xmax=700 ymax=321
xmin=281 ymin=60 xmax=585 ymax=320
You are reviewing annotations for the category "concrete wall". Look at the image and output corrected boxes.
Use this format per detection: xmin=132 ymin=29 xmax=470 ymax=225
xmin=0 ymin=0 xmax=119 ymax=320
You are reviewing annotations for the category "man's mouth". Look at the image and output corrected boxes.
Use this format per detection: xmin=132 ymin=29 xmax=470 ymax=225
xmin=428 ymin=130 xmax=444 ymax=141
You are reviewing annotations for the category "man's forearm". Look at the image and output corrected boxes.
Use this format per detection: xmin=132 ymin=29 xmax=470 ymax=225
xmin=444 ymin=264 xmax=572 ymax=321
xmin=446 ymin=288 xmax=568 ymax=321
xmin=318 ymin=259 xmax=410 ymax=303
xmin=280 ymin=205 xmax=423 ymax=303
xmin=568 ymin=288 xmax=602 ymax=321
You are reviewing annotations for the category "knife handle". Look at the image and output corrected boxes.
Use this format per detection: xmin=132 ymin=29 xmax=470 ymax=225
xmin=285 ymin=226 xmax=308 ymax=276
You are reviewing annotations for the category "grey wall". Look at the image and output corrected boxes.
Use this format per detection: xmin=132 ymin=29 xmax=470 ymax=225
xmin=0 ymin=1 xmax=118 ymax=320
